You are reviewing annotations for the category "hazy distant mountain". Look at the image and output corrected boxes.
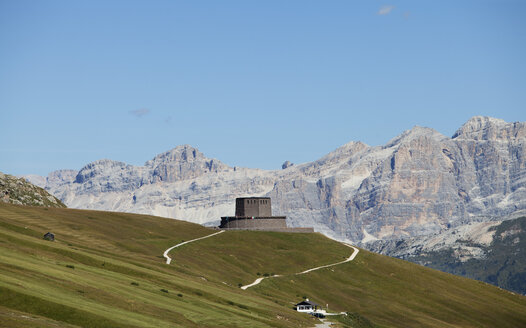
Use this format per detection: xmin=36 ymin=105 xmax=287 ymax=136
xmin=368 ymin=216 xmax=526 ymax=295
xmin=26 ymin=116 xmax=526 ymax=244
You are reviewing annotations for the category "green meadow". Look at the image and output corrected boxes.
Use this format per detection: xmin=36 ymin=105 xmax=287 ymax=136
xmin=0 ymin=203 xmax=525 ymax=327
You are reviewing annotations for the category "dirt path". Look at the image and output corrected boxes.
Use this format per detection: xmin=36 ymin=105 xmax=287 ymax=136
xmin=241 ymin=243 xmax=359 ymax=290
xmin=163 ymin=230 xmax=225 ymax=265
xmin=297 ymin=243 xmax=359 ymax=275
xmin=240 ymin=274 xmax=283 ymax=290
xmin=314 ymin=318 xmax=333 ymax=328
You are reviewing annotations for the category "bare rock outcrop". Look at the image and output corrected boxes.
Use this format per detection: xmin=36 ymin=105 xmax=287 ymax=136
xmin=146 ymin=145 xmax=231 ymax=183
xmin=1 ymin=172 xmax=66 ymax=208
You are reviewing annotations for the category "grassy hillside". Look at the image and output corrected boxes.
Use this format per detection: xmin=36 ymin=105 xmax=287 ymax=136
xmin=0 ymin=203 xmax=525 ymax=327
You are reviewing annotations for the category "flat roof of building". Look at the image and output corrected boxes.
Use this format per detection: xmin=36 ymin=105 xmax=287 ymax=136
xmin=236 ymin=197 xmax=271 ymax=199
xmin=221 ymin=216 xmax=286 ymax=219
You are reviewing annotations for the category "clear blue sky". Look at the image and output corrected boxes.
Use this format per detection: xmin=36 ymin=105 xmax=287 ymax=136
xmin=1 ymin=1 xmax=525 ymax=176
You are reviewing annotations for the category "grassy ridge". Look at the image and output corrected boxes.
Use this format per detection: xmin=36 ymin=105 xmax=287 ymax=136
xmin=0 ymin=203 xmax=525 ymax=327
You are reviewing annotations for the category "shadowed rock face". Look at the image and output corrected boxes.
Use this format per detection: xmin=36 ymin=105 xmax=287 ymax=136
xmin=27 ymin=117 xmax=526 ymax=242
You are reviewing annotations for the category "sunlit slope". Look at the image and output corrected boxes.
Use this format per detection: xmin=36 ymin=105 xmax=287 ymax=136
xmin=1 ymin=203 xmax=525 ymax=327
xmin=248 ymin=249 xmax=526 ymax=327
xmin=0 ymin=204 xmax=315 ymax=328
xmin=171 ymin=230 xmax=351 ymax=287
xmin=173 ymin=229 xmax=526 ymax=327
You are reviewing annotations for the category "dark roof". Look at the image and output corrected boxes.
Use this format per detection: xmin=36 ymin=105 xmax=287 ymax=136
xmin=295 ymin=300 xmax=319 ymax=307
xmin=236 ymin=197 xmax=271 ymax=200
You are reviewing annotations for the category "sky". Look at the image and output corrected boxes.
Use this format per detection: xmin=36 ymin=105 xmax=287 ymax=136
xmin=1 ymin=0 xmax=525 ymax=176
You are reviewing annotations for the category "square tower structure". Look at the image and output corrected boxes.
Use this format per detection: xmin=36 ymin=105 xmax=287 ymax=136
xmin=235 ymin=197 xmax=272 ymax=217
xmin=219 ymin=197 xmax=314 ymax=232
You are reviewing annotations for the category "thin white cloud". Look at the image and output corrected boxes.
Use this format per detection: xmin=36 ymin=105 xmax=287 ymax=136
xmin=378 ymin=5 xmax=395 ymax=15
xmin=129 ymin=108 xmax=150 ymax=117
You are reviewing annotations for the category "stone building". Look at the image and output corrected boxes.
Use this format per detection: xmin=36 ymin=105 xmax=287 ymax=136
xmin=235 ymin=197 xmax=272 ymax=217
xmin=219 ymin=197 xmax=313 ymax=233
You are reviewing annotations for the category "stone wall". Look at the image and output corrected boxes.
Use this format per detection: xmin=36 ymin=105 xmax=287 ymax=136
xmin=220 ymin=216 xmax=286 ymax=229
xmin=221 ymin=227 xmax=315 ymax=233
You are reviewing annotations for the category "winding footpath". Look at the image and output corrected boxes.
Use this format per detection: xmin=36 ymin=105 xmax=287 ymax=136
xmin=240 ymin=275 xmax=282 ymax=290
xmin=297 ymin=243 xmax=359 ymax=275
xmin=163 ymin=230 xmax=360 ymax=291
xmin=163 ymin=230 xmax=225 ymax=265
xmin=241 ymin=243 xmax=359 ymax=290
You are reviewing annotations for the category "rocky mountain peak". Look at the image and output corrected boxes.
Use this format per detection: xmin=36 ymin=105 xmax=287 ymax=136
xmin=145 ymin=145 xmax=204 ymax=167
xmin=384 ymin=126 xmax=446 ymax=149
xmin=146 ymin=145 xmax=230 ymax=183
xmin=338 ymin=141 xmax=369 ymax=153
xmin=298 ymin=141 xmax=370 ymax=176
xmin=452 ymin=116 xmax=526 ymax=141
xmin=317 ymin=141 xmax=369 ymax=161
xmin=75 ymin=159 xmax=130 ymax=183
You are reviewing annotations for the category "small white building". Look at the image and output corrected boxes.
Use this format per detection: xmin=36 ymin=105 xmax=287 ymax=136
xmin=295 ymin=299 xmax=320 ymax=313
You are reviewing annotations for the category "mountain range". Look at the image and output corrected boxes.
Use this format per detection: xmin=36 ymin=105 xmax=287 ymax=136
xmin=26 ymin=116 xmax=526 ymax=246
